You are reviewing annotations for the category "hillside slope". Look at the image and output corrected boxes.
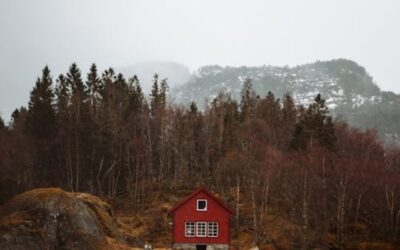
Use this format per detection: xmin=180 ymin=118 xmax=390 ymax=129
xmin=170 ymin=59 xmax=400 ymax=144
xmin=1 ymin=187 xmax=398 ymax=250
xmin=0 ymin=188 xmax=141 ymax=250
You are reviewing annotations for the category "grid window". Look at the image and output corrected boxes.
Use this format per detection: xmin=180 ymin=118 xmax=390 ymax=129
xmin=197 ymin=199 xmax=207 ymax=211
xmin=185 ymin=222 xmax=195 ymax=237
xmin=208 ymin=222 xmax=218 ymax=237
xmin=196 ymin=222 xmax=207 ymax=237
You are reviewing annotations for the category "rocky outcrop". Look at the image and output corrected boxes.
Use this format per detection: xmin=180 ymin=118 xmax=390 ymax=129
xmin=0 ymin=188 xmax=141 ymax=250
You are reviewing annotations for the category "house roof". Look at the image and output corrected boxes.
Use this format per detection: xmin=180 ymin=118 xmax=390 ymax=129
xmin=168 ymin=187 xmax=234 ymax=215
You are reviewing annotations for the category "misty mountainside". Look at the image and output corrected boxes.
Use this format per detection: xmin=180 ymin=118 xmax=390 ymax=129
xmin=170 ymin=59 xmax=400 ymax=145
xmin=118 ymin=61 xmax=191 ymax=93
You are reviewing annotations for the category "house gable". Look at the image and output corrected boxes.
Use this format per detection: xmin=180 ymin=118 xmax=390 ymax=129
xmin=169 ymin=187 xmax=234 ymax=216
xmin=170 ymin=187 xmax=233 ymax=246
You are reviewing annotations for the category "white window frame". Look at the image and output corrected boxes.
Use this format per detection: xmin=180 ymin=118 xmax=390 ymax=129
xmin=196 ymin=222 xmax=207 ymax=237
xmin=196 ymin=199 xmax=208 ymax=211
xmin=185 ymin=222 xmax=196 ymax=237
xmin=207 ymin=222 xmax=218 ymax=237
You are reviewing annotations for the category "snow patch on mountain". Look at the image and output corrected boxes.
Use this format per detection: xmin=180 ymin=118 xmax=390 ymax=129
xmin=170 ymin=59 xmax=400 ymax=145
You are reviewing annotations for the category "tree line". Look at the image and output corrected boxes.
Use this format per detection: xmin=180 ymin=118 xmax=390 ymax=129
xmin=0 ymin=64 xmax=399 ymax=248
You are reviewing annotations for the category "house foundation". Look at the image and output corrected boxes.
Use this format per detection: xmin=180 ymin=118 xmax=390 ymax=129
xmin=173 ymin=243 xmax=229 ymax=250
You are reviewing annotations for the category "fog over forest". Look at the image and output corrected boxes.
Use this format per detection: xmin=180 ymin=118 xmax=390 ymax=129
xmin=1 ymin=0 xmax=400 ymax=120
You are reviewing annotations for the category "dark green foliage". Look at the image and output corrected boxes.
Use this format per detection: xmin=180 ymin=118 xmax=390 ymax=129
xmin=86 ymin=64 xmax=102 ymax=100
xmin=150 ymin=74 xmax=168 ymax=116
xmin=291 ymin=94 xmax=336 ymax=150
xmin=189 ymin=101 xmax=198 ymax=114
xmin=24 ymin=66 xmax=58 ymax=185
xmin=240 ymin=78 xmax=256 ymax=121
xmin=160 ymin=78 xmax=169 ymax=108
xmin=256 ymin=91 xmax=280 ymax=123
xmin=150 ymin=73 xmax=160 ymax=116
xmin=67 ymin=63 xmax=87 ymax=98
xmin=10 ymin=108 xmax=27 ymax=131
xmin=0 ymin=116 xmax=5 ymax=130
xmin=128 ymin=75 xmax=146 ymax=114
xmin=280 ymin=94 xmax=297 ymax=148
xmin=25 ymin=66 xmax=57 ymax=140
xmin=86 ymin=64 xmax=102 ymax=121
xmin=55 ymin=74 xmax=69 ymax=115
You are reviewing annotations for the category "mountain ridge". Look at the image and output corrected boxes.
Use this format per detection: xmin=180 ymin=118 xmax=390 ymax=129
xmin=169 ymin=59 xmax=400 ymax=144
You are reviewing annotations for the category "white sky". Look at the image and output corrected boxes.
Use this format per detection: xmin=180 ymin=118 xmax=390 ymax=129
xmin=1 ymin=0 xmax=400 ymax=120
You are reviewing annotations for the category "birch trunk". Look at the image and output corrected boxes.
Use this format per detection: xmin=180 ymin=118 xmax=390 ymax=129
xmin=302 ymin=169 xmax=309 ymax=250
xmin=251 ymin=179 xmax=258 ymax=244
xmin=236 ymin=175 xmax=240 ymax=233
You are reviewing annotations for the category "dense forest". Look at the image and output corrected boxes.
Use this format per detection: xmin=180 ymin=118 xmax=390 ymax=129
xmin=170 ymin=59 xmax=400 ymax=145
xmin=0 ymin=64 xmax=400 ymax=248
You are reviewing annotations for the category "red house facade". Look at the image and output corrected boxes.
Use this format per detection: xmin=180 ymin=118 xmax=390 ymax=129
xmin=169 ymin=187 xmax=234 ymax=250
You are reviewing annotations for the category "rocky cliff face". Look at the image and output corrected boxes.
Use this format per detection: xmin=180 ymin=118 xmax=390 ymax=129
xmin=170 ymin=59 xmax=400 ymax=144
xmin=0 ymin=188 xmax=141 ymax=250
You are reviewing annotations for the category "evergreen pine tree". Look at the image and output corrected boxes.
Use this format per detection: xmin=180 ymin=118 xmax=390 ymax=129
xmin=190 ymin=101 xmax=198 ymax=114
xmin=54 ymin=73 xmax=72 ymax=188
xmin=86 ymin=64 xmax=101 ymax=98
xmin=128 ymin=75 xmax=146 ymax=114
xmin=55 ymin=74 xmax=69 ymax=116
xmin=240 ymin=78 xmax=256 ymax=121
xmin=291 ymin=94 xmax=336 ymax=150
xmin=86 ymin=64 xmax=102 ymax=120
xmin=25 ymin=66 xmax=57 ymax=184
xmin=150 ymin=73 xmax=160 ymax=116
xmin=66 ymin=63 xmax=92 ymax=191
xmin=26 ymin=66 xmax=57 ymax=140
xmin=160 ymin=78 xmax=169 ymax=108
xmin=0 ymin=116 xmax=5 ymax=131
xmin=281 ymin=93 xmax=297 ymax=148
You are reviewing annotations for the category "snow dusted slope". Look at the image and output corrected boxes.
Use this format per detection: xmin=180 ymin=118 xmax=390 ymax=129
xmin=171 ymin=59 xmax=380 ymax=109
xmin=170 ymin=59 xmax=400 ymax=145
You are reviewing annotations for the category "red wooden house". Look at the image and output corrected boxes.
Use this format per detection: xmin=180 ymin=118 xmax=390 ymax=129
xmin=169 ymin=187 xmax=234 ymax=250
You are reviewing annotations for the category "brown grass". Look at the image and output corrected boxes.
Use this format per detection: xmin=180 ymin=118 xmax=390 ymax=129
xmin=355 ymin=242 xmax=400 ymax=250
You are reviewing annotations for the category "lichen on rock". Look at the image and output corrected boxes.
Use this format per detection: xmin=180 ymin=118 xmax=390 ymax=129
xmin=0 ymin=188 xmax=140 ymax=250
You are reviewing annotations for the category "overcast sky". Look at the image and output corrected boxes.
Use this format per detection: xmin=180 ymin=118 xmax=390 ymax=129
xmin=1 ymin=0 xmax=400 ymax=120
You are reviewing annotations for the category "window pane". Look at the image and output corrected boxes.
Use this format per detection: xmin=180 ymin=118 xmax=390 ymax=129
xmin=197 ymin=200 xmax=207 ymax=210
xmin=196 ymin=222 xmax=207 ymax=237
xmin=185 ymin=222 xmax=195 ymax=237
xmin=208 ymin=222 xmax=218 ymax=237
